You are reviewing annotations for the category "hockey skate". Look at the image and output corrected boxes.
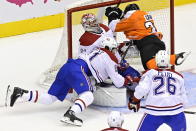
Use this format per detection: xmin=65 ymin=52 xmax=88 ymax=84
xmin=60 ymin=108 xmax=83 ymax=126
xmin=10 ymin=87 xmax=28 ymax=107
xmin=175 ymin=51 xmax=191 ymax=65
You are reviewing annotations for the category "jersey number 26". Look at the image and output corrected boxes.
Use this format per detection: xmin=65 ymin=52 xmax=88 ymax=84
xmin=153 ymin=76 xmax=176 ymax=96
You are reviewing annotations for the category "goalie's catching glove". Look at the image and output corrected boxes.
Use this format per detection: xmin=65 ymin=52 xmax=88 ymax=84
xmin=128 ymin=96 xmax=140 ymax=112
xmin=105 ymin=7 xmax=123 ymax=23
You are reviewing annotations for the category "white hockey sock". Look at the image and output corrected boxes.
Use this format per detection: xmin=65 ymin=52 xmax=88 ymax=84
xmin=22 ymin=91 xmax=58 ymax=104
xmin=71 ymin=91 xmax=94 ymax=114
xmin=22 ymin=91 xmax=38 ymax=103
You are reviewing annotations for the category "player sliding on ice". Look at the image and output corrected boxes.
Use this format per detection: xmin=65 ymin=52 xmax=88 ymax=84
xmin=105 ymin=3 xmax=190 ymax=70
xmin=128 ymin=50 xmax=188 ymax=131
xmin=9 ymin=37 xmax=140 ymax=127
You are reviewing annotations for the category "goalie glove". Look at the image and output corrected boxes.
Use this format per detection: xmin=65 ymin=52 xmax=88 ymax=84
xmin=105 ymin=7 xmax=123 ymax=23
xmin=128 ymin=96 xmax=140 ymax=112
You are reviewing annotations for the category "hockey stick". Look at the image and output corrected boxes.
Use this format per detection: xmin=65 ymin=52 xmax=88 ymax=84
xmin=120 ymin=40 xmax=134 ymax=64
xmin=116 ymin=0 xmax=122 ymax=7
xmin=184 ymin=111 xmax=196 ymax=114
xmin=140 ymin=106 xmax=196 ymax=115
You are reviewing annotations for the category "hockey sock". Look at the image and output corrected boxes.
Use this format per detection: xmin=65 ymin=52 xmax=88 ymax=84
xmin=22 ymin=91 xmax=38 ymax=103
xmin=146 ymin=58 xmax=157 ymax=69
xmin=22 ymin=91 xmax=58 ymax=104
xmin=170 ymin=54 xmax=176 ymax=65
xmin=71 ymin=91 xmax=94 ymax=114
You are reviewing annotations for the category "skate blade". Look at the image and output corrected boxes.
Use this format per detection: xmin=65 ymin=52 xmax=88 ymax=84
xmin=60 ymin=117 xmax=82 ymax=127
xmin=178 ymin=51 xmax=191 ymax=65
xmin=5 ymin=85 xmax=12 ymax=107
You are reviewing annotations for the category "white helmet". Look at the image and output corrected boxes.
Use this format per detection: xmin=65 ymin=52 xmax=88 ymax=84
xmin=155 ymin=50 xmax=170 ymax=68
xmin=101 ymin=37 xmax=118 ymax=51
xmin=81 ymin=13 xmax=102 ymax=33
xmin=107 ymin=111 xmax=124 ymax=128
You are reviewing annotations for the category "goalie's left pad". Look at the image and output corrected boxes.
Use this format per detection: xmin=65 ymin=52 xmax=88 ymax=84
xmin=105 ymin=7 xmax=123 ymax=23
xmin=128 ymin=96 xmax=140 ymax=112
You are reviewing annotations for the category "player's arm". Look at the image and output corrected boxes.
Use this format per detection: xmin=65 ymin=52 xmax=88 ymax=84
xmin=105 ymin=7 xmax=123 ymax=24
xmin=128 ymin=71 xmax=151 ymax=112
xmin=108 ymin=17 xmax=134 ymax=32
xmin=104 ymin=55 xmax=133 ymax=88
xmin=180 ymin=79 xmax=189 ymax=108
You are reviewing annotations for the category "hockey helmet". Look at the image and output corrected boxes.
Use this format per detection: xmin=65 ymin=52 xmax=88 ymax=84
xmin=101 ymin=37 xmax=118 ymax=52
xmin=107 ymin=111 xmax=124 ymax=128
xmin=124 ymin=3 xmax=140 ymax=15
xmin=155 ymin=50 xmax=170 ymax=68
xmin=81 ymin=13 xmax=102 ymax=33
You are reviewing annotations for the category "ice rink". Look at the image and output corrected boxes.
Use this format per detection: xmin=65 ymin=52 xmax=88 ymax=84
xmin=0 ymin=3 xmax=196 ymax=131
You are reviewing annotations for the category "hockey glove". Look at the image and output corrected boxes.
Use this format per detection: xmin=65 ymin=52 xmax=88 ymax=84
xmin=118 ymin=59 xmax=129 ymax=70
xmin=128 ymin=96 xmax=140 ymax=112
xmin=124 ymin=75 xmax=134 ymax=86
xmin=105 ymin=7 xmax=123 ymax=23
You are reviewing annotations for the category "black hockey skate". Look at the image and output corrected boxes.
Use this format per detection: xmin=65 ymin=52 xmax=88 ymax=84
xmin=10 ymin=87 xmax=28 ymax=107
xmin=175 ymin=51 xmax=191 ymax=65
xmin=60 ymin=108 xmax=83 ymax=126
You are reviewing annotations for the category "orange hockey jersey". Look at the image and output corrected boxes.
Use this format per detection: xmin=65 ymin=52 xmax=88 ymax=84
xmin=109 ymin=10 xmax=163 ymax=40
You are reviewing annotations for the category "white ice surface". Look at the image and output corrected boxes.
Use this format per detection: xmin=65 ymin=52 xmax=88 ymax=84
xmin=0 ymin=3 xmax=196 ymax=131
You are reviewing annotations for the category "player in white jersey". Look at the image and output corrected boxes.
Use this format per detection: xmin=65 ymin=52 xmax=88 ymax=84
xmin=9 ymin=38 xmax=137 ymax=127
xmin=101 ymin=111 xmax=129 ymax=131
xmin=79 ymin=13 xmax=141 ymax=83
xmin=128 ymin=50 xmax=188 ymax=131
xmin=79 ymin=13 xmax=115 ymax=55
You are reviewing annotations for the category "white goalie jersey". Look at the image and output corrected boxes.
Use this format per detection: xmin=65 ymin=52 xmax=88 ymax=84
xmin=79 ymin=24 xmax=114 ymax=55
xmin=134 ymin=69 xmax=188 ymax=115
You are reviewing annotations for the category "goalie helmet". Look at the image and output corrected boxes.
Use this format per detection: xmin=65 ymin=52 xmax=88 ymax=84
xmin=107 ymin=111 xmax=124 ymax=128
xmin=124 ymin=3 xmax=140 ymax=15
xmin=101 ymin=37 xmax=118 ymax=52
xmin=155 ymin=50 xmax=170 ymax=68
xmin=81 ymin=13 xmax=102 ymax=33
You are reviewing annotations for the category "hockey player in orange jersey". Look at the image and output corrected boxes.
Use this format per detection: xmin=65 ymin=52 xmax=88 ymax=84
xmin=105 ymin=4 xmax=190 ymax=70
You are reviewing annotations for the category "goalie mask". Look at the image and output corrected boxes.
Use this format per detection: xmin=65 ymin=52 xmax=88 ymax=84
xmin=155 ymin=50 xmax=170 ymax=68
xmin=107 ymin=111 xmax=124 ymax=128
xmin=81 ymin=13 xmax=102 ymax=34
xmin=101 ymin=37 xmax=118 ymax=53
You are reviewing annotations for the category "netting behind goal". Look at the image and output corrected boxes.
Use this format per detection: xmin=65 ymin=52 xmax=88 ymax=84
xmin=39 ymin=0 xmax=174 ymax=88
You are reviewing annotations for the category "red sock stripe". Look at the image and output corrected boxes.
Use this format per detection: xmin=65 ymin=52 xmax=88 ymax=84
xmin=34 ymin=91 xmax=38 ymax=103
xmin=75 ymin=98 xmax=86 ymax=108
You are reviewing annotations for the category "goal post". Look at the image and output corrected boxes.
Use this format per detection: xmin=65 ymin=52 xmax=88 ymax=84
xmin=38 ymin=0 xmax=175 ymax=107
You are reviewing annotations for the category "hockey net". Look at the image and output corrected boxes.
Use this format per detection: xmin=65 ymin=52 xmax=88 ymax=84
xmin=38 ymin=0 xmax=174 ymax=106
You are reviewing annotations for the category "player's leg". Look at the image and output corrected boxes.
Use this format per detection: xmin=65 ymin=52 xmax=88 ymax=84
xmin=10 ymin=60 xmax=72 ymax=107
xmin=137 ymin=113 xmax=163 ymax=131
xmin=10 ymin=86 xmax=59 ymax=107
xmin=61 ymin=65 xmax=94 ymax=126
xmin=165 ymin=112 xmax=186 ymax=131
xmin=136 ymin=35 xmax=166 ymax=70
